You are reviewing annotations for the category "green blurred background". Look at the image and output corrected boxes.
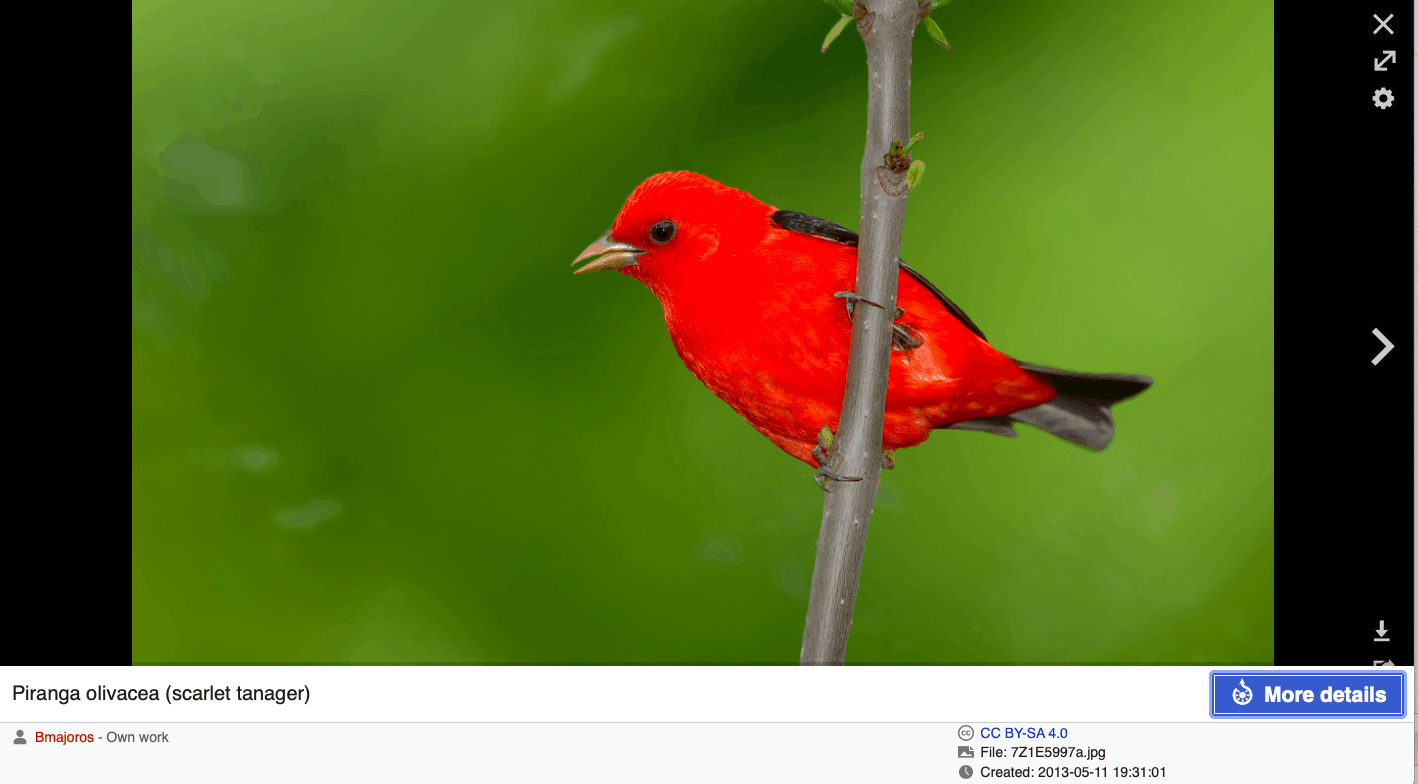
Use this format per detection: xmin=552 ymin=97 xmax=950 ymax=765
xmin=132 ymin=0 xmax=1273 ymax=663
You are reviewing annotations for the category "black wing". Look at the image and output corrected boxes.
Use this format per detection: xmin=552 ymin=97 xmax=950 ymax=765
xmin=770 ymin=210 xmax=987 ymax=342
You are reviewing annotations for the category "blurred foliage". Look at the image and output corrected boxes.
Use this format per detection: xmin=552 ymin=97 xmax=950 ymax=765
xmin=132 ymin=0 xmax=1273 ymax=663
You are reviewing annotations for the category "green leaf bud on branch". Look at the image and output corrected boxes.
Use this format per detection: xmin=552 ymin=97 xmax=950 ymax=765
xmin=905 ymin=159 xmax=925 ymax=190
xmin=822 ymin=14 xmax=853 ymax=52
xmin=922 ymin=17 xmax=950 ymax=48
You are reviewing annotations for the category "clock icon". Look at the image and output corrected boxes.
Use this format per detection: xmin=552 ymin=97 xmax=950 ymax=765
xmin=958 ymin=725 xmax=974 ymax=741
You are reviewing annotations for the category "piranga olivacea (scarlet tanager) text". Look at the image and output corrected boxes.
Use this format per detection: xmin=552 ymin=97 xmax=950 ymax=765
xmin=572 ymin=171 xmax=1152 ymax=471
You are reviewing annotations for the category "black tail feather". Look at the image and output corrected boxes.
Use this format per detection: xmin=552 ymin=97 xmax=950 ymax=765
xmin=941 ymin=362 xmax=1153 ymax=451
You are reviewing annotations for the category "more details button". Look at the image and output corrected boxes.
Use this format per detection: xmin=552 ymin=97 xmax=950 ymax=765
xmin=1210 ymin=670 xmax=1407 ymax=718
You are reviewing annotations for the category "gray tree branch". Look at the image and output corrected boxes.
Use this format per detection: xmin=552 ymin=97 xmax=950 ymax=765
xmin=800 ymin=0 xmax=918 ymax=666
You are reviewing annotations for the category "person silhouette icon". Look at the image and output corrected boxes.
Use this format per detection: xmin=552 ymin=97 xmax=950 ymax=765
xmin=14 ymin=730 xmax=25 ymax=745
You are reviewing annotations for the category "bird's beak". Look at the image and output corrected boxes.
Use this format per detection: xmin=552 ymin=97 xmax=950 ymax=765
xmin=572 ymin=231 xmax=647 ymax=274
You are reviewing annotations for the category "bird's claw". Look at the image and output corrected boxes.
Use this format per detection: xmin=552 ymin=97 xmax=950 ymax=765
xmin=834 ymin=293 xmax=920 ymax=349
xmin=814 ymin=465 xmax=864 ymax=492
xmin=833 ymin=291 xmax=885 ymax=318
xmin=813 ymin=425 xmax=860 ymax=490
xmin=891 ymin=323 xmax=922 ymax=350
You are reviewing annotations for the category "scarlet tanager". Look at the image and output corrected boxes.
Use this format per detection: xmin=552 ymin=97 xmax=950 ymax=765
xmin=572 ymin=171 xmax=1151 ymax=471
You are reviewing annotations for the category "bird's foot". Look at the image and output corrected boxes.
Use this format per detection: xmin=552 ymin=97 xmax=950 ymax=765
xmin=812 ymin=425 xmax=861 ymax=491
xmin=882 ymin=449 xmax=896 ymax=471
xmin=891 ymin=323 xmax=922 ymax=350
xmin=834 ymin=293 xmax=920 ymax=349
xmin=814 ymin=465 xmax=864 ymax=492
xmin=833 ymin=291 xmax=886 ymax=318
xmin=881 ymin=305 xmax=923 ymax=350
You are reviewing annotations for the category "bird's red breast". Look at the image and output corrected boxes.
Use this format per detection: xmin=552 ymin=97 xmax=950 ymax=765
xmin=582 ymin=171 xmax=1055 ymax=466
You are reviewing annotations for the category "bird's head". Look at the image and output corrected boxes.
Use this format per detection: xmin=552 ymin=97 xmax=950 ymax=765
xmin=571 ymin=171 xmax=769 ymax=291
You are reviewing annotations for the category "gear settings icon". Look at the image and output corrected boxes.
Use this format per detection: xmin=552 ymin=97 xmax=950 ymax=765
xmin=1373 ymin=87 xmax=1394 ymax=109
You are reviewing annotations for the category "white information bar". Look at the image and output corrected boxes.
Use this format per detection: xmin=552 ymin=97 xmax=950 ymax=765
xmin=1 ymin=665 xmax=1412 ymax=724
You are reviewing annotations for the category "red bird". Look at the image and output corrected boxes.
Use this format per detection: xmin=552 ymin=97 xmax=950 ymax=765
xmin=573 ymin=171 xmax=1151 ymax=473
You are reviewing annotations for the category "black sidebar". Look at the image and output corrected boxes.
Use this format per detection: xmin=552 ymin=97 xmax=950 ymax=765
xmin=1274 ymin=9 xmax=1415 ymax=666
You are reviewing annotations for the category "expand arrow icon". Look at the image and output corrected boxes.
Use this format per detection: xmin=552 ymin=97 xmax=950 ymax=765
xmin=1371 ymin=329 xmax=1393 ymax=365
xmin=1375 ymin=50 xmax=1396 ymax=71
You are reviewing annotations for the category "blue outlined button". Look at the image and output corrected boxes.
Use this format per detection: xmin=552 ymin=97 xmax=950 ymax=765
xmin=1209 ymin=670 xmax=1407 ymax=718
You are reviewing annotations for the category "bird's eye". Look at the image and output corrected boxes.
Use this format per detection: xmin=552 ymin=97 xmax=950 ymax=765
xmin=649 ymin=220 xmax=676 ymax=244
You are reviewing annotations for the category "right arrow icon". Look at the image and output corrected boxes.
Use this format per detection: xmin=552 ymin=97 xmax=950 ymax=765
xmin=1371 ymin=329 xmax=1394 ymax=365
